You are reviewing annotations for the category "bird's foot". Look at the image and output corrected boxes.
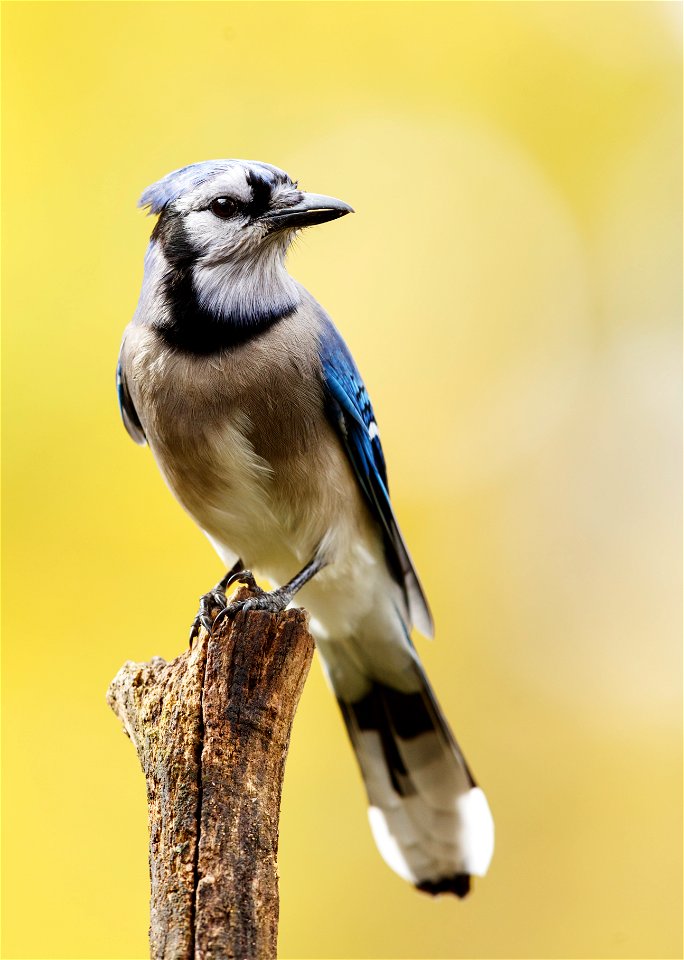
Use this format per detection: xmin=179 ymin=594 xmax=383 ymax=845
xmin=189 ymin=559 xmax=318 ymax=643
xmin=189 ymin=587 xmax=230 ymax=645
xmin=188 ymin=560 xmax=250 ymax=645
xmin=212 ymin=571 xmax=293 ymax=630
xmin=189 ymin=569 xmax=283 ymax=642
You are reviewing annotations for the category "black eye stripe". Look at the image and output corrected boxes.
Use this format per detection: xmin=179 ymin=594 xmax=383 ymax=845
xmin=245 ymin=168 xmax=274 ymax=218
xmin=204 ymin=168 xmax=295 ymax=221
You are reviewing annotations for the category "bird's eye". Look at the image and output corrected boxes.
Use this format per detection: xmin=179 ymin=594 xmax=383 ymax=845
xmin=210 ymin=197 xmax=239 ymax=219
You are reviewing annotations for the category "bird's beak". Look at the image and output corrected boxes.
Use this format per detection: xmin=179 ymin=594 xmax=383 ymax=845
xmin=265 ymin=192 xmax=354 ymax=231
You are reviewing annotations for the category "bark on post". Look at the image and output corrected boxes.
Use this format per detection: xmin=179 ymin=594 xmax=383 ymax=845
xmin=107 ymin=588 xmax=315 ymax=960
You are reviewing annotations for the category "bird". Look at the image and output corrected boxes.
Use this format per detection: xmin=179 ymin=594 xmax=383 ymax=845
xmin=117 ymin=159 xmax=494 ymax=897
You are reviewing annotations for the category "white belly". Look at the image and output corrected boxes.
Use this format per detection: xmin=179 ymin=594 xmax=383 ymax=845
xmin=151 ymin=409 xmax=293 ymax=568
xmin=150 ymin=405 xmax=402 ymax=645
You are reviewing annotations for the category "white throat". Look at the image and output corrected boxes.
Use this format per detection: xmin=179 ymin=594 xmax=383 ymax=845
xmin=192 ymin=244 xmax=300 ymax=324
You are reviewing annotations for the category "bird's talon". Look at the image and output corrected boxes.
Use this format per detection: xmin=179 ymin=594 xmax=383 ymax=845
xmin=223 ymin=568 xmax=265 ymax=596
xmin=189 ymin=587 xmax=230 ymax=642
xmin=211 ymin=604 xmax=232 ymax=631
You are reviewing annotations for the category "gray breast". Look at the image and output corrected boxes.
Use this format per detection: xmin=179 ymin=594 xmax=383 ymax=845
xmin=120 ymin=302 xmax=354 ymax=565
xmin=125 ymin=303 xmax=325 ymax=454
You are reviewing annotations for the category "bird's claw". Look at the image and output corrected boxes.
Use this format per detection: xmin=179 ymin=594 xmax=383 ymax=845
xmin=189 ymin=569 xmax=284 ymax=643
xmin=222 ymin=568 xmax=263 ymax=595
xmin=188 ymin=588 xmax=229 ymax=645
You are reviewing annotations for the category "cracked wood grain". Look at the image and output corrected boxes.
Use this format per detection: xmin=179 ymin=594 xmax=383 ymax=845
xmin=107 ymin=589 xmax=315 ymax=960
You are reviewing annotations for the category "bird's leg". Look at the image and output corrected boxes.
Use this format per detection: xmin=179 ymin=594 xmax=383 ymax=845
xmin=212 ymin=556 xmax=327 ymax=629
xmin=188 ymin=558 xmax=244 ymax=644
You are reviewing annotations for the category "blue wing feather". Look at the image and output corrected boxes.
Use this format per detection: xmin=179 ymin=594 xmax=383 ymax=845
xmin=319 ymin=320 xmax=434 ymax=638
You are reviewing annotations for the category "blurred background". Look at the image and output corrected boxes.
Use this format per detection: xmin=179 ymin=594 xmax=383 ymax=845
xmin=2 ymin=3 xmax=681 ymax=958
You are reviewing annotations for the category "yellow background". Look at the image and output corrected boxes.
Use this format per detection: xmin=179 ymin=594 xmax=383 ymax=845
xmin=2 ymin=2 xmax=681 ymax=958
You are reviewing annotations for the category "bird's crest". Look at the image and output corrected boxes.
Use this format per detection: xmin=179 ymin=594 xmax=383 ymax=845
xmin=138 ymin=159 xmax=291 ymax=215
xmin=138 ymin=161 xmax=232 ymax=215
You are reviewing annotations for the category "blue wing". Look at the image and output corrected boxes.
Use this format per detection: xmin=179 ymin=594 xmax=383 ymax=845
xmin=319 ymin=319 xmax=434 ymax=638
xmin=116 ymin=357 xmax=146 ymax=445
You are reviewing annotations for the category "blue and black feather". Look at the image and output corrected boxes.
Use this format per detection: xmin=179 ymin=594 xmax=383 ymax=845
xmin=319 ymin=320 xmax=434 ymax=638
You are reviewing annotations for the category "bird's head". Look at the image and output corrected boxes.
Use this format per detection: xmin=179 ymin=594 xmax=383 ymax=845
xmin=140 ymin=159 xmax=352 ymax=268
xmin=138 ymin=160 xmax=352 ymax=336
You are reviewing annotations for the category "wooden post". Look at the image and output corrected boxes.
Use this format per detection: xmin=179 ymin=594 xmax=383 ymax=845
xmin=107 ymin=588 xmax=315 ymax=960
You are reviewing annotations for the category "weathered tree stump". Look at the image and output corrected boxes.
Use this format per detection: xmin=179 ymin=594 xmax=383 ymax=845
xmin=107 ymin=589 xmax=315 ymax=960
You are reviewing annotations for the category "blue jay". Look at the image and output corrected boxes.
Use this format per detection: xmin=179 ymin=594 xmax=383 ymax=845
xmin=117 ymin=160 xmax=494 ymax=897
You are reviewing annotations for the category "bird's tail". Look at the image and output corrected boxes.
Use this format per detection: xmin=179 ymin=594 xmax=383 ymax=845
xmin=322 ymin=638 xmax=494 ymax=897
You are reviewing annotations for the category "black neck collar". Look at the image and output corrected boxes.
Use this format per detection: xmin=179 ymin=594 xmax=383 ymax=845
xmin=157 ymin=264 xmax=295 ymax=355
